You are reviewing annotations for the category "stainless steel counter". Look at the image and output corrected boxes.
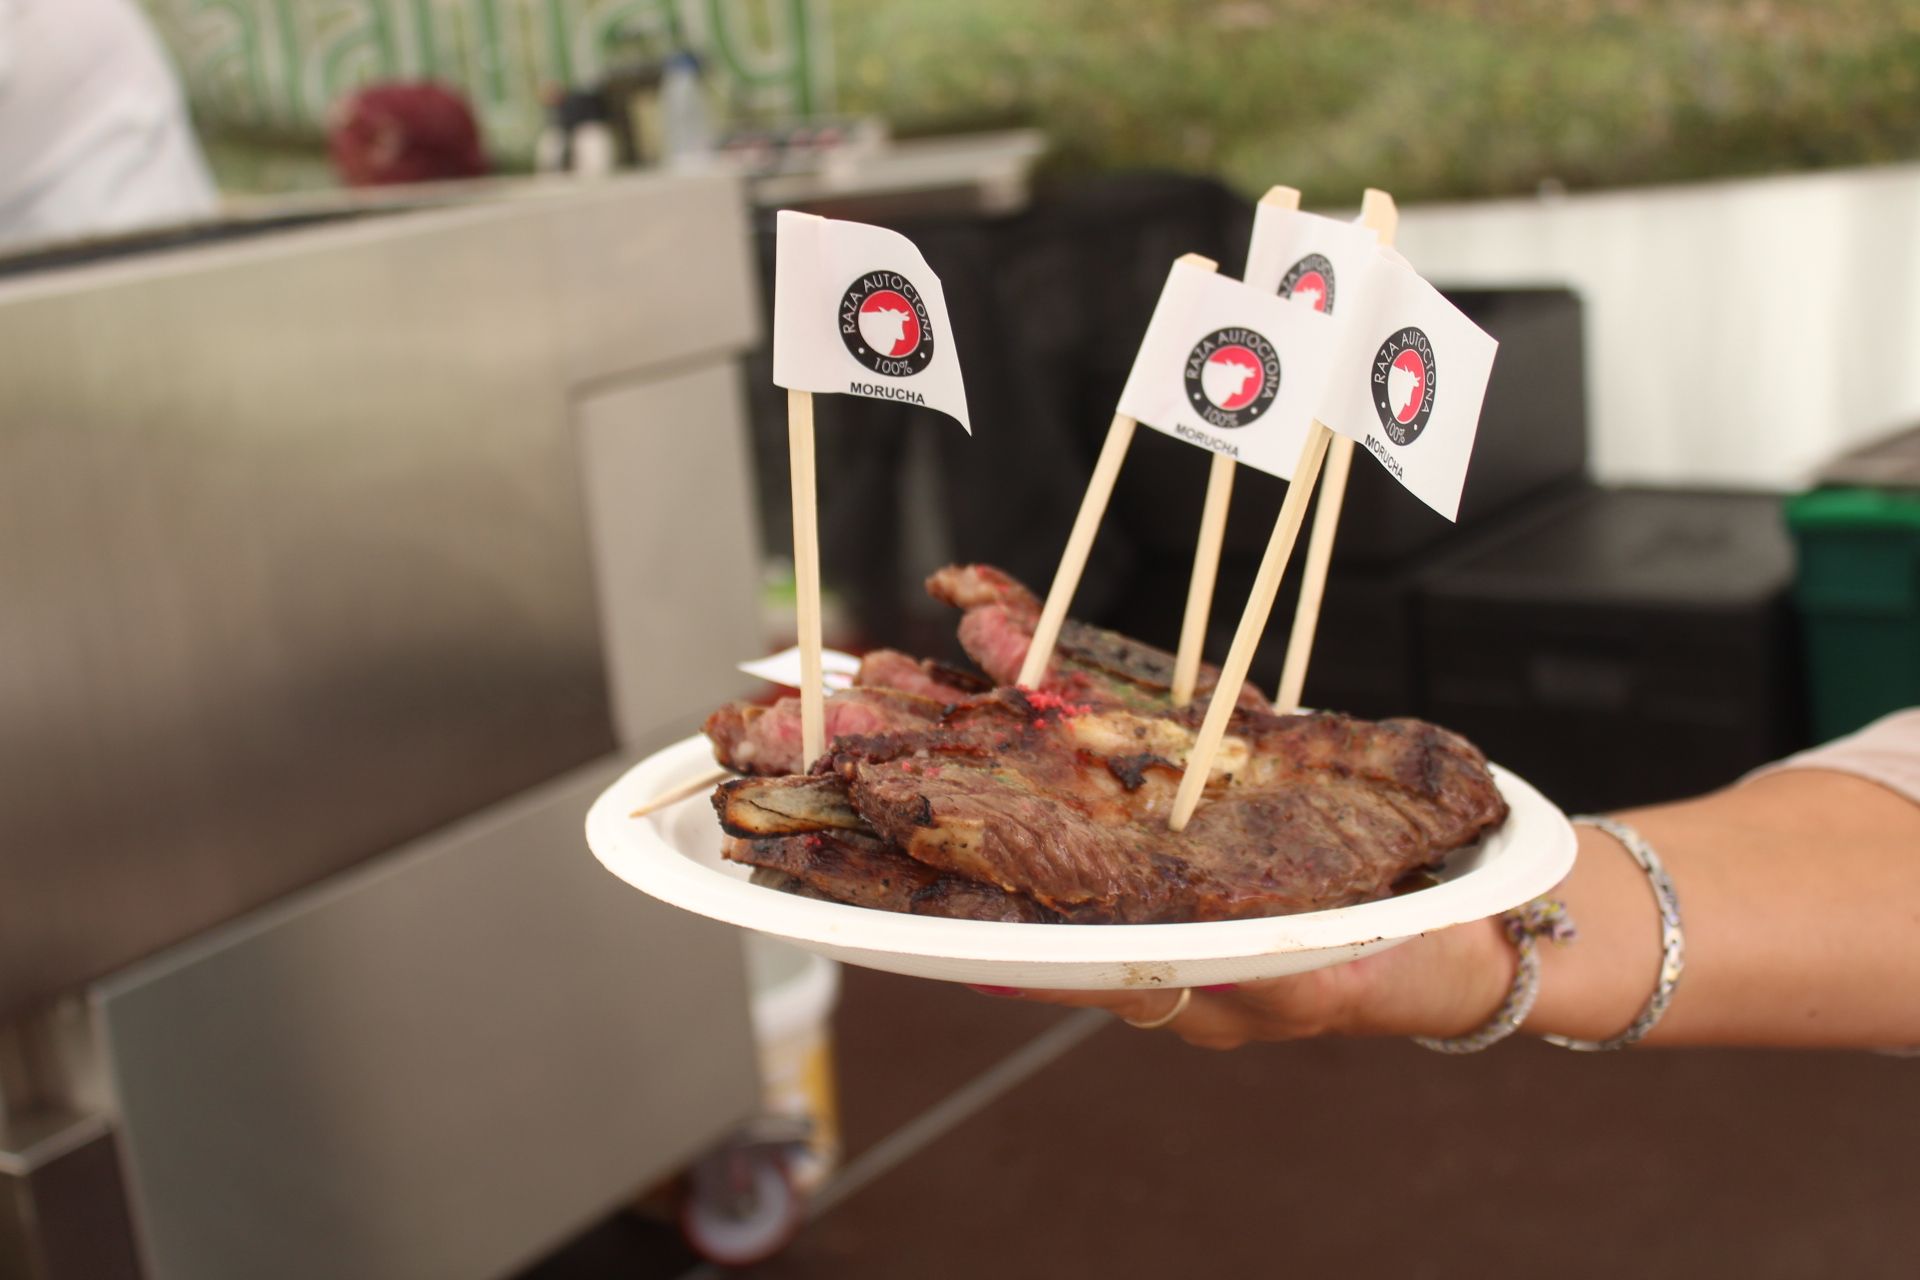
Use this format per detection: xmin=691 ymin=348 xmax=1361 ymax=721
xmin=1 ymin=173 xmax=768 ymax=1278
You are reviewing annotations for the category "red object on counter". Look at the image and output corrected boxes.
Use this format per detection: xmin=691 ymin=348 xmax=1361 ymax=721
xmin=328 ymin=82 xmax=489 ymax=186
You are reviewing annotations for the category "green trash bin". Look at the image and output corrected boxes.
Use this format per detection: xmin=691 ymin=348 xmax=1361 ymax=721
xmin=1785 ymin=487 xmax=1920 ymax=741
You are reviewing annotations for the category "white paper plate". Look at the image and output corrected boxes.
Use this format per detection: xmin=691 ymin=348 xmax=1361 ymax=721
xmin=586 ymin=734 xmax=1576 ymax=990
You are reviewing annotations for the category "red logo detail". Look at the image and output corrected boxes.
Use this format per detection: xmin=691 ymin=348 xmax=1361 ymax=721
xmin=1390 ymin=349 xmax=1428 ymax=423
xmin=1204 ymin=345 xmax=1265 ymax=411
xmin=860 ymin=289 xmax=921 ymax=356
xmin=1291 ymin=271 xmax=1330 ymax=312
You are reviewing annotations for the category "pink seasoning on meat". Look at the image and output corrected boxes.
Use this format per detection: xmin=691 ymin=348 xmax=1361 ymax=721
xmin=1023 ymin=689 xmax=1093 ymax=717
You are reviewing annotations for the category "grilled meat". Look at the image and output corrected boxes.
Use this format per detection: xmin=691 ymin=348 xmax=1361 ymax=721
xmin=825 ymin=693 xmax=1505 ymax=922
xmin=705 ymin=685 xmax=947 ymax=776
xmin=926 ymin=564 xmax=1269 ymax=713
xmin=714 ymin=687 xmax=1507 ymax=924
xmin=710 ymin=565 xmax=1269 ymax=778
xmin=714 ymin=774 xmax=866 ymax=837
xmin=854 ymin=649 xmax=990 ymax=703
xmin=699 ymin=565 xmax=1510 ymax=924
xmin=723 ymin=828 xmax=1061 ymax=923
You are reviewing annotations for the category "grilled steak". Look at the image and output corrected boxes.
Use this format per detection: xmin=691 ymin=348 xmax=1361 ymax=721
xmin=854 ymin=649 xmax=990 ymax=703
xmin=723 ymin=829 xmax=1060 ymax=924
xmin=926 ymin=564 xmax=1270 ymax=713
xmin=710 ymin=565 xmax=1268 ymax=778
xmin=705 ymin=685 xmax=947 ymax=776
xmin=714 ymin=774 xmax=866 ymax=836
xmin=823 ymin=692 xmax=1505 ymax=922
xmin=698 ymin=565 xmax=1511 ymax=925
xmin=714 ymin=687 xmax=1506 ymax=924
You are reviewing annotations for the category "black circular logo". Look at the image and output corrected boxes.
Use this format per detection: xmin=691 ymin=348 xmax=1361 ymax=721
xmin=839 ymin=272 xmax=934 ymax=377
xmin=1279 ymin=254 xmax=1335 ymax=313
xmin=1371 ymin=326 xmax=1436 ymax=445
xmin=1183 ymin=328 xmax=1281 ymax=429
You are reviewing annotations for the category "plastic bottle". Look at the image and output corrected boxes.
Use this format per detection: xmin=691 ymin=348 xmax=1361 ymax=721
xmin=659 ymin=50 xmax=714 ymax=170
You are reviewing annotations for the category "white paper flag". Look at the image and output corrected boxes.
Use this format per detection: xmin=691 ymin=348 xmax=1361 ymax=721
xmin=773 ymin=209 xmax=971 ymax=433
xmin=1316 ymin=256 xmax=1498 ymax=521
xmin=1242 ymin=204 xmax=1382 ymax=312
xmin=1115 ymin=258 xmax=1339 ymax=481
xmin=737 ymin=646 xmax=862 ymax=692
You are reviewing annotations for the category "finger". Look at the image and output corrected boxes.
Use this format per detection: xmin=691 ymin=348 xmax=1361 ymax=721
xmin=1103 ymin=990 xmax=1252 ymax=1049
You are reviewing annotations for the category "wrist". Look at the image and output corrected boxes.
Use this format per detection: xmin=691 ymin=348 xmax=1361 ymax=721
xmin=1439 ymin=913 xmax=1524 ymax=1038
xmin=1331 ymin=914 xmax=1516 ymax=1039
xmin=1409 ymin=897 xmax=1576 ymax=1053
xmin=1522 ymin=821 xmax=1671 ymax=1042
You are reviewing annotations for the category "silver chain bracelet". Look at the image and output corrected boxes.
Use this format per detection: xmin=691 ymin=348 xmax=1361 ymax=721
xmin=1545 ymin=815 xmax=1686 ymax=1052
xmin=1414 ymin=814 xmax=1685 ymax=1054
xmin=1411 ymin=897 xmax=1577 ymax=1054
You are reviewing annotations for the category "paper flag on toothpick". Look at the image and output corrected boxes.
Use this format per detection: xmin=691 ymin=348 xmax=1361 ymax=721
xmin=738 ymin=646 xmax=861 ymax=692
xmin=1242 ymin=203 xmax=1382 ymax=309
xmin=1115 ymin=257 xmax=1339 ymax=482
xmin=773 ymin=210 xmax=972 ymax=433
xmin=1315 ymin=257 xmax=1498 ymax=521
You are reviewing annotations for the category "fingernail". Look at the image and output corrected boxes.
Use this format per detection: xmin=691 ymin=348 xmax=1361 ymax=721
xmin=1200 ymin=983 xmax=1239 ymax=993
xmin=966 ymin=984 xmax=1024 ymax=997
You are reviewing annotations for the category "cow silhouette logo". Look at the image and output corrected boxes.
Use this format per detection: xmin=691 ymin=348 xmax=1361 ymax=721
xmin=1183 ymin=327 xmax=1281 ymax=429
xmin=839 ymin=271 xmax=935 ymax=377
xmin=1370 ymin=326 xmax=1436 ymax=445
xmin=1279 ymin=254 xmax=1335 ymax=313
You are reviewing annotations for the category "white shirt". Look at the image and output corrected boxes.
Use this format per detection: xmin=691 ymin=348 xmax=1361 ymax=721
xmin=1751 ymin=708 xmax=1920 ymax=807
xmin=0 ymin=0 xmax=217 ymax=252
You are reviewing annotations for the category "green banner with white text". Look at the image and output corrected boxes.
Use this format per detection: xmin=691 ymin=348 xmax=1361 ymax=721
xmin=142 ymin=0 xmax=831 ymax=159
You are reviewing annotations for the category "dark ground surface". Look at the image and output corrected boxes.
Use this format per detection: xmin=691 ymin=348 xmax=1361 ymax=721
xmin=523 ymin=964 xmax=1920 ymax=1280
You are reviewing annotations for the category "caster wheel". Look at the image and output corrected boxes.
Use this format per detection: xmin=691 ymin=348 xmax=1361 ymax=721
xmin=679 ymin=1144 xmax=806 ymax=1267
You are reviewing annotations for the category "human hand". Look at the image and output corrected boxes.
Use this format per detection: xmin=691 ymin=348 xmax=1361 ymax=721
xmin=969 ymin=915 xmax=1514 ymax=1050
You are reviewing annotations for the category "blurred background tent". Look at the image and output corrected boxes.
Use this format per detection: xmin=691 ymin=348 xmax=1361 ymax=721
xmin=145 ymin=0 xmax=1920 ymax=200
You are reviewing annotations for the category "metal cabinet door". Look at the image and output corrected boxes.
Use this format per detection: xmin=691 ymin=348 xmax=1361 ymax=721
xmin=97 ymin=759 xmax=760 ymax=1280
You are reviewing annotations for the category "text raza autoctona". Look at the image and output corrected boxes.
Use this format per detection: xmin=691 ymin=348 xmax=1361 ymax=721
xmin=1175 ymin=422 xmax=1239 ymax=458
xmin=1364 ymin=434 xmax=1404 ymax=479
xmin=851 ymin=381 xmax=928 ymax=405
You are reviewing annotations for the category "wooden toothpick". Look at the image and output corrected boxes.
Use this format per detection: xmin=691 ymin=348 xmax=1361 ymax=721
xmin=1165 ymin=248 xmax=1233 ymax=706
xmin=1169 ymin=423 xmax=1332 ymax=830
xmin=788 ymin=387 xmax=826 ymax=767
xmin=1019 ymin=252 xmax=1221 ymax=690
xmin=1274 ymin=189 xmax=1399 ymax=711
xmin=1171 ymin=450 xmax=1235 ymax=706
xmin=1170 ymin=187 xmax=1309 ymax=707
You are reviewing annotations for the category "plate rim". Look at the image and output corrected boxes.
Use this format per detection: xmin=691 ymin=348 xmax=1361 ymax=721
xmin=586 ymin=733 xmax=1577 ymax=966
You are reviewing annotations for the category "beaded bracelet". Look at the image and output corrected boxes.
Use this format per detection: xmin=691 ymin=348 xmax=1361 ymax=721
xmin=1544 ymin=815 xmax=1686 ymax=1052
xmin=1411 ymin=896 xmax=1577 ymax=1054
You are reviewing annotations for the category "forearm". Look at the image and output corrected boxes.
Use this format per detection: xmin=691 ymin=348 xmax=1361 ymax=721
xmin=1523 ymin=769 xmax=1920 ymax=1048
xmin=984 ymin=757 xmax=1920 ymax=1053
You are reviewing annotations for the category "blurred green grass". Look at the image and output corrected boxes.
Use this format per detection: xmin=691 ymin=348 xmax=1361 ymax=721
xmin=830 ymin=0 xmax=1920 ymax=201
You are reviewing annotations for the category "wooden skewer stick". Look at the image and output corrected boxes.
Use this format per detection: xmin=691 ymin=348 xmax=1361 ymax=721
xmin=788 ymin=388 xmax=826 ymax=767
xmin=1017 ymin=411 xmax=1133 ymax=688
xmin=1169 ymin=424 xmax=1333 ymax=831
xmin=1017 ymin=254 xmax=1219 ymax=689
xmin=1171 ymin=451 xmax=1235 ymax=706
xmin=1168 ymin=251 xmax=1230 ymax=707
xmin=1170 ymin=186 xmax=1308 ymax=707
xmin=1274 ymin=189 xmax=1400 ymax=711
xmin=630 ymin=766 xmax=731 ymax=819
